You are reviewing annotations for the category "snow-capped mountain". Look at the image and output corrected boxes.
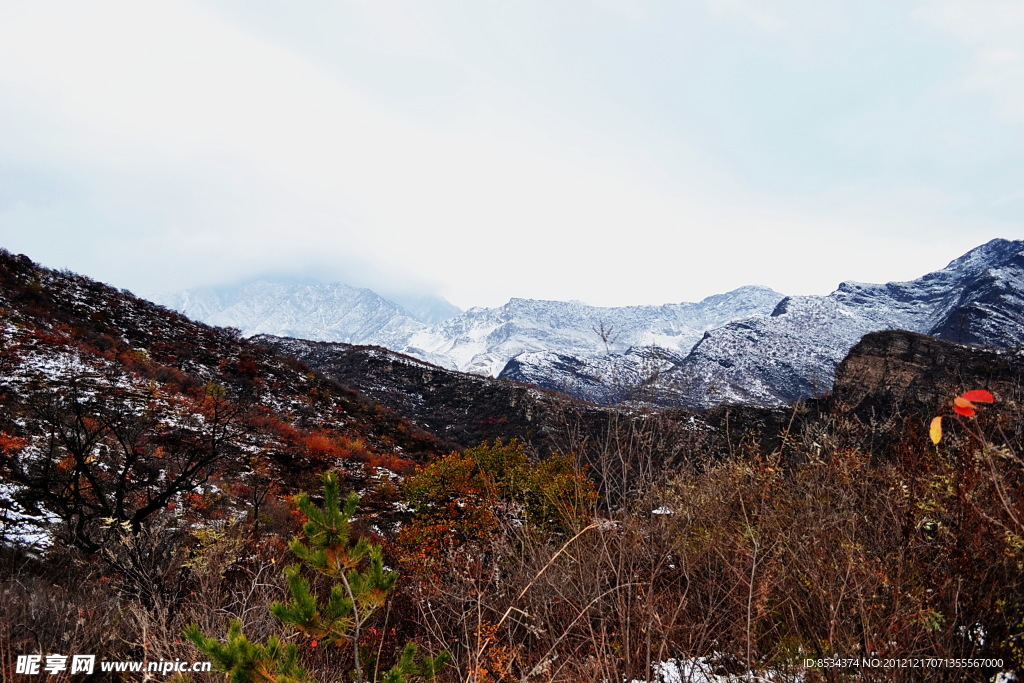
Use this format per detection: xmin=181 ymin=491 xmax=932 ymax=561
xmin=157 ymin=240 xmax=1023 ymax=410
xmin=160 ymin=280 xmax=786 ymax=382
xmin=156 ymin=280 xmax=434 ymax=348
xmin=664 ymin=238 xmax=1024 ymax=408
xmin=498 ymin=346 xmax=689 ymax=405
xmin=399 ymin=286 xmax=785 ymax=377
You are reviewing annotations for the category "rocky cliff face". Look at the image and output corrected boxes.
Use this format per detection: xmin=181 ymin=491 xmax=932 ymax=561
xmin=927 ymin=246 xmax=1024 ymax=347
xmin=693 ymin=330 xmax=1024 ymax=464
xmin=831 ymin=329 xmax=1024 ymax=419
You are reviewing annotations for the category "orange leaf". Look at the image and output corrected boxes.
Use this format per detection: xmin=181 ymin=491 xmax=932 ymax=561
xmin=953 ymin=396 xmax=976 ymax=416
xmin=929 ymin=416 xmax=943 ymax=445
xmin=960 ymin=389 xmax=994 ymax=404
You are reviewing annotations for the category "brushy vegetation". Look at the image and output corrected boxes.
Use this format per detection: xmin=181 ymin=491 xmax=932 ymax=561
xmin=4 ymin=408 xmax=1023 ymax=682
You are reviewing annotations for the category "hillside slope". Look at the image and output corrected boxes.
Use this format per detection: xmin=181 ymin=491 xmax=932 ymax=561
xmin=0 ymin=251 xmax=448 ymax=551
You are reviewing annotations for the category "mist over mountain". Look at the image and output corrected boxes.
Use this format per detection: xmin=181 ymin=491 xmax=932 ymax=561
xmin=156 ymin=280 xmax=428 ymax=347
xmin=384 ymin=291 xmax=463 ymax=325
xmin=158 ymin=239 xmax=1024 ymax=410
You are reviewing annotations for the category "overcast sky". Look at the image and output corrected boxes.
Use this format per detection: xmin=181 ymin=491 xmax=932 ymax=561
xmin=0 ymin=1 xmax=1021 ymax=309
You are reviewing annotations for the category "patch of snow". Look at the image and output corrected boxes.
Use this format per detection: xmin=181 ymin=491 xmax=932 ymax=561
xmin=627 ymin=657 xmax=804 ymax=683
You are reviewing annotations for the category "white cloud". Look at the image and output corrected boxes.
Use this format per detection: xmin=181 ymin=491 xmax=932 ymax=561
xmin=914 ymin=0 xmax=1024 ymax=122
xmin=0 ymin=1 xmax=1016 ymax=309
xmin=592 ymin=0 xmax=651 ymax=23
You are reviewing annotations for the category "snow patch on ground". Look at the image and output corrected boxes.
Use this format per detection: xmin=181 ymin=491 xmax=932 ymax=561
xmin=627 ymin=657 xmax=803 ymax=683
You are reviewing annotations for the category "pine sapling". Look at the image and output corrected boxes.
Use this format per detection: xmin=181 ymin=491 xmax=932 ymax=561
xmin=185 ymin=470 xmax=449 ymax=683
xmin=182 ymin=619 xmax=312 ymax=683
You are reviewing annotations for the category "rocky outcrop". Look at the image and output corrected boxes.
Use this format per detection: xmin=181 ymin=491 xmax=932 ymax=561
xmin=832 ymin=330 xmax=1024 ymax=420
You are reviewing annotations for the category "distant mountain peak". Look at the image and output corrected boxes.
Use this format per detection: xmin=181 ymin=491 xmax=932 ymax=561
xmin=944 ymin=237 xmax=1020 ymax=273
xmin=666 ymin=238 xmax=1024 ymax=409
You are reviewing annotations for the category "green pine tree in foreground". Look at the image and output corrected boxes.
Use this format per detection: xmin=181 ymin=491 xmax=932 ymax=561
xmin=184 ymin=470 xmax=450 ymax=683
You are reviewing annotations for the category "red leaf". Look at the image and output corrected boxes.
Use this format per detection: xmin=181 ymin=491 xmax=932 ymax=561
xmin=953 ymin=402 xmax=976 ymax=417
xmin=960 ymin=389 xmax=994 ymax=404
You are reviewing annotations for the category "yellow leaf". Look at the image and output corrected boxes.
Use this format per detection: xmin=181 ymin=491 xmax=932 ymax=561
xmin=929 ymin=416 xmax=943 ymax=445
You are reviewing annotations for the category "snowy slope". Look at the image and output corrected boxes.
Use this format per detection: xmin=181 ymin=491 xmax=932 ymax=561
xmin=499 ymin=346 xmax=687 ymax=405
xmin=667 ymin=238 xmax=1024 ymax=408
xmin=401 ymin=286 xmax=785 ymax=377
xmin=160 ymin=281 xmax=785 ymax=381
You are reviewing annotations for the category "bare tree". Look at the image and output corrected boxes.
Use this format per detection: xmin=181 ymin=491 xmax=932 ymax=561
xmin=2 ymin=366 xmax=248 ymax=556
xmin=592 ymin=319 xmax=620 ymax=356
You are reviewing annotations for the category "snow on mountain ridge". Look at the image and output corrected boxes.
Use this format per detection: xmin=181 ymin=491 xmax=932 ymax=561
xmin=669 ymin=239 xmax=1024 ymax=408
xmin=399 ymin=285 xmax=785 ymax=377
xmin=154 ymin=240 xmax=1023 ymax=410
xmin=159 ymin=281 xmax=786 ymax=382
